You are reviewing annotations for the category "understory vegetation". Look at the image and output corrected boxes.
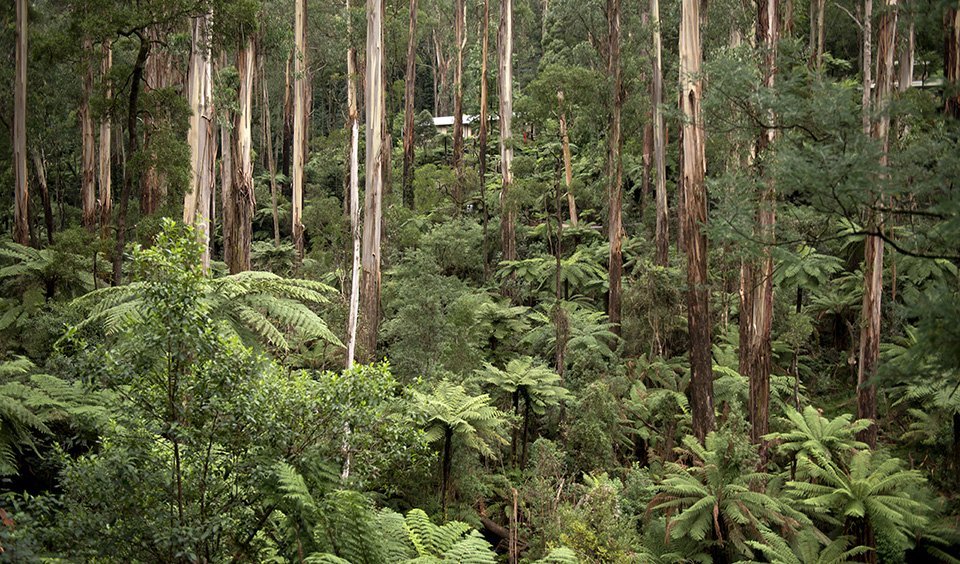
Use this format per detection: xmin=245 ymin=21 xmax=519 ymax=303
xmin=3 ymin=0 xmax=960 ymax=562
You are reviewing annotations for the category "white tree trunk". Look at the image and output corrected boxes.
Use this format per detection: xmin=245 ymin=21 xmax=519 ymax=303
xmin=293 ymin=0 xmax=307 ymax=258
xmin=184 ymin=12 xmax=215 ymax=271
xmin=360 ymin=0 xmax=385 ymax=360
xmin=99 ymin=40 xmax=113 ymax=238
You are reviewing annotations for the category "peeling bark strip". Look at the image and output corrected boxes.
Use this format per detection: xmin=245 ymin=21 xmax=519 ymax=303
xmin=679 ymin=0 xmax=714 ymax=442
xmin=292 ymin=0 xmax=307 ymax=259
xmin=401 ymin=0 xmax=418 ymax=210
xmin=606 ymin=0 xmax=624 ymax=335
xmin=184 ymin=12 xmax=215 ymax=271
xmin=858 ymin=0 xmax=898 ymax=450
xmin=14 ymin=0 xmax=29 ymax=246
xmin=224 ymin=40 xmax=256 ymax=274
xmin=360 ymin=0 xmax=385 ymax=361
xmin=99 ymin=40 xmax=113 ymax=238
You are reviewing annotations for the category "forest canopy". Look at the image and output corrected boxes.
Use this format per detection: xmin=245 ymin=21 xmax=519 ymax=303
xmin=2 ymin=0 xmax=960 ymax=562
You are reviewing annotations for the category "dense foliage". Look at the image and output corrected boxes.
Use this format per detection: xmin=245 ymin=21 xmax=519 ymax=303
xmin=3 ymin=0 xmax=960 ymax=562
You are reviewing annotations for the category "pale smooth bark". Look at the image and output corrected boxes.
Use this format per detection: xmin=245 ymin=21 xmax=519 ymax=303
xmin=224 ymin=40 xmax=256 ymax=274
xmin=99 ymin=40 xmax=113 ymax=238
xmin=360 ymin=0 xmax=385 ymax=361
xmin=606 ymin=0 xmax=624 ymax=335
xmin=184 ymin=12 xmax=215 ymax=270
xmin=293 ymin=0 xmax=307 ymax=258
xmin=81 ymin=38 xmax=97 ymax=231
xmin=452 ymin=0 xmax=467 ymax=204
xmin=346 ymin=0 xmax=362 ymax=368
xmin=557 ymin=90 xmax=578 ymax=226
xmin=499 ymin=0 xmax=517 ymax=277
xmin=680 ymin=0 xmax=714 ymax=442
xmin=651 ymin=0 xmax=669 ymax=266
xmin=401 ymin=0 xmax=418 ymax=210
xmin=858 ymin=0 xmax=898 ymax=450
xmin=13 ymin=0 xmax=29 ymax=246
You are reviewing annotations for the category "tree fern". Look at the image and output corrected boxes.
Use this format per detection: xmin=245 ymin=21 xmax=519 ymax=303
xmin=786 ymin=451 xmax=930 ymax=552
xmin=744 ymin=529 xmax=868 ymax=564
xmin=72 ymin=220 xmax=341 ymax=354
xmin=765 ymin=406 xmax=869 ymax=468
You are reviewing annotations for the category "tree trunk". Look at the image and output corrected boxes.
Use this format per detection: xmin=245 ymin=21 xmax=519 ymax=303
xmin=141 ymin=29 xmax=163 ymax=217
xmin=13 ymin=0 xmax=29 ymax=246
xmin=184 ymin=12 xmax=215 ymax=271
xmin=260 ymin=40 xmax=281 ymax=247
xmin=452 ymin=0 xmax=467 ymax=207
xmin=292 ymin=0 xmax=307 ymax=259
xmin=606 ymin=0 xmax=624 ymax=336
xmin=282 ymin=52 xmax=294 ymax=185
xmin=858 ymin=0 xmax=898 ymax=450
xmin=652 ymin=0 xmax=669 ymax=266
xmin=99 ymin=40 xmax=113 ymax=239
xmin=680 ymin=0 xmax=714 ymax=443
xmin=224 ymin=40 xmax=256 ymax=274
xmin=499 ymin=0 xmax=517 ymax=296
xmin=112 ymin=36 xmax=150 ymax=285
xmin=402 ymin=0 xmax=418 ymax=210
xmin=479 ymin=0 xmax=491 ymax=276
xmin=747 ymin=0 xmax=778 ymax=458
xmin=360 ymin=0 xmax=385 ymax=362
xmin=558 ymin=91 xmax=578 ymax=226
xmin=440 ymin=427 xmax=453 ymax=516
xmin=346 ymin=0 xmax=362 ymax=368
xmin=32 ymin=149 xmax=54 ymax=245
xmin=862 ymin=0 xmax=874 ymax=134
xmin=946 ymin=1 xmax=959 ymax=117
xmin=81 ymin=37 xmax=97 ymax=231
